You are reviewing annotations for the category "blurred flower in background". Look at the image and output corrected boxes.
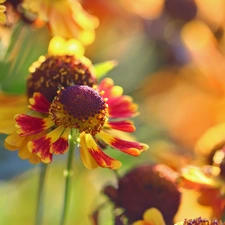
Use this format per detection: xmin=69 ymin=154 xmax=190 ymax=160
xmin=0 ymin=0 xmax=6 ymax=23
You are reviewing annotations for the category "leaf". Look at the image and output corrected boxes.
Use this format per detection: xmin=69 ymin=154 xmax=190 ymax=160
xmin=0 ymin=20 xmax=51 ymax=94
xmin=94 ymin=60 xmax=118 ymax=79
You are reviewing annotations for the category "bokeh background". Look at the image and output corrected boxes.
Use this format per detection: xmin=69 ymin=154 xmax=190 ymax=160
xmin=1 ymin=0 xmax=225 ymax=224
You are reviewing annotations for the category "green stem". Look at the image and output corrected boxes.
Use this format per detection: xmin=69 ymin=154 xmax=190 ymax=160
xmin=59 ymin=131 xmax=76 ymax=225
xmin=35 ymin=163 xmax=48 ymax=225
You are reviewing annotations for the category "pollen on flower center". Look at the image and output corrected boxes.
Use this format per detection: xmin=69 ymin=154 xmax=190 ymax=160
xmin=27 ymin=55 xmax=97 ymax=102
xmin=49 ymin=85 xmax=108 ymax=135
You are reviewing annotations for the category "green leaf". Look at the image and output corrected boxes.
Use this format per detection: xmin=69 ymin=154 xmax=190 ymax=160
xmin=0 ymin=20 xmax=51 ymax=94
xmin=94 ymin=60 xmax=118 ymax=79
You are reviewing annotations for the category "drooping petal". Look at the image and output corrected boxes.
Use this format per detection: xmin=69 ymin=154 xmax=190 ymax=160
xmin=29 ymin=154 xmax=41 ymax=164
xmin=29 ymin=92 xmax=51 ymax=113
xmin=18 ymin=144 xmax=32 ymax=159
xmin=108 ymin=96 xmax=139 ymax=118
xmin=28 ymin=126 xmax=64 ymax=163
xmin=142 ymin=208 xmax=166 ymax=225
xmin=4 ymin=131 xmax=46 ymax=161
xmin=82 ymin=133 xmax=122 ymax=169
xmin=98 ymin=130 xmax=148 ymax=156
xmin=0 ymin=120 xmax=17 ymax=134
xmin=106 ymin=120 xmax=135 ymax=132
xmin=80 ymin=133 xmax=99 ymax=169
xmin=28 ymin=136 xmax=52 ymax=163
xmin=50 ymin=127 xmax=70 ymax=154
xmin=4 ymin=132 xmax=25 ymax=150
xmin=15 ymin=114 xmax=54 ymax=136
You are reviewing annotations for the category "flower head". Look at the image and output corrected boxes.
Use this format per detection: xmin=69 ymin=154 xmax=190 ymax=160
xmin=10 ymin=77 xmax=148 ymax=168
xmin=103 ymin=164 xmax=181 ymax=224
xmin=22 ymin=0 xmax=99 ymax=45
xmin=0 ymin=0 xmax=6 ymax=23
xmin=1 ymin=36 xmax=97 ymax=163
xmin=27 ymin=36 xmax=95 ymax=102
xmin=175 ymin=217 xmax=225 ymax=225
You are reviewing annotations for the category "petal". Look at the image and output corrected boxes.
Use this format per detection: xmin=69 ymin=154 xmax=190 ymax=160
xmin=0 ymin=120 xmax=17 ymax=134
xmin=98 ymin=130 xmax=148 ymax=156
xmin=18 ymin=144 xmax=32 ymax=159
xmin=133 ymin=221 xmax=150 ymax=225
xmin=195 ymin=123 xmax=225 ymax=156
xmin=28 ymin=136 xmax=52 ymax=163
xmin=29 ymin=154 xmax=41 ymax=164
xmin=83 ymin=133 xmax=122 ymax=169
xmin=4 ymin=132 xmax=24 ymax=150
xmin=143 ymin=208 xmax=166 ymax=225
xmin=106 ymin=120 xmax=135 ymax=132
xmin=50 ymin=127 xmax=70 ymax=154
xmin=180 ymin=166 xmax=221 ymax=189
xmin=28 ymin=126 xmax=64 ymax=163
xmin=15 ymin=114 xmax=54 ymax=136
xmin=80 ymin=133 xmax=99 ymax=169
xmin=29 ymin=92 xmax=51 ymax=113
xmin=108 ymin=96 xmax=139 ymax=118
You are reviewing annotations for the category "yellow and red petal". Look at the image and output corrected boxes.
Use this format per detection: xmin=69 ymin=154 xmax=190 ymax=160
xmin=81 ymin=133 xmax=122 ymax=169
xmin=50 ymin=127 xmax=70 ymax=154
xmin=106 ymin=120 xmax=135 ymax=132
xmin=28 ymin=136 xmax=52 ymax=163
xmin=108 ymin=96 xmax=139 ymax=118
xmin=28 ymin=126 xmax=64 ymax=163
xmin=80 ymin=133 xmax=99 ymax=169
xmin=15 ymin=114 xmax=54 ymax=136
xmin=98 ymin=130 xmax=148 ymax=156
xmin=29 ymin=92 xmax=51 ymax=113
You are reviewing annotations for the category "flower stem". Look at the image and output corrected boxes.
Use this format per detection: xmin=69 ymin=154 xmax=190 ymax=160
xmin=35 ymin=163 xmax=48 ymax=225
xmin=59 ymin=131 xmax=76 ymax=225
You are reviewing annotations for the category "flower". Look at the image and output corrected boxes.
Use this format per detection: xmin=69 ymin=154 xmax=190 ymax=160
xmin=175 ymin=217 xmax=225 ymax=225
xmin=132 ymin=208 xmax=166 ymax=225
xmin=22 ymin=0 xmax=99 ymax=45
xmin=0 ymin=36 xmax=97 ymax=163
xmin=12 ymin=77 xmax=148 ymax=168
xmin=103 ymin=164 xmax=181 ymax=224
xmin=0 ymin=0 xmax=6 ymax=23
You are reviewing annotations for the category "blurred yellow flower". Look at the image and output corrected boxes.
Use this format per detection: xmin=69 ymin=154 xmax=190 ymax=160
xmin=0 ymin=0 xmax=6 ymax=23
xmin=22 ymin=0 xmax=99 ymax=45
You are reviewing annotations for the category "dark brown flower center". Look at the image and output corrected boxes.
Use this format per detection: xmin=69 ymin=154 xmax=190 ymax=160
xmin=27 ymin=55 xmax=97 ymax=102
xmin=49 ymin=85 xmax=108 ymax=135
xmin=177 ymin=217 xmax=225 ymax=225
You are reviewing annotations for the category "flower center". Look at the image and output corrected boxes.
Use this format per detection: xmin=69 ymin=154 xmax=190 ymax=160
xmin=49 ymin=85 xmax=108 ymax=135
xmin=27 ymin=55 xmax=97 ymax=102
